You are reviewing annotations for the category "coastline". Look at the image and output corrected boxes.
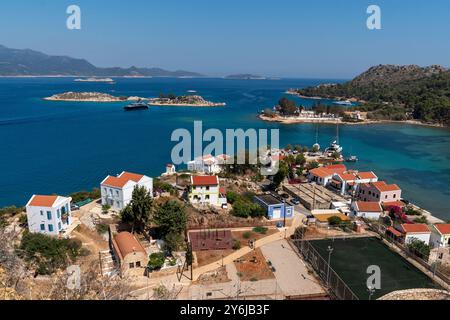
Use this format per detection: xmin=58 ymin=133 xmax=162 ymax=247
xmin=148 ymin=102 xmax=226 ymax=107
xmin=259 ymin=113 xmax=447 ymax=129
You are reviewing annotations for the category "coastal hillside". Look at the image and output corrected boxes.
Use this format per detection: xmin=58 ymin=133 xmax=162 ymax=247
xmin=293 ymin=64 xmax=450 ymax=126
xmin=0 ymin=44 xmax=202 ymax=77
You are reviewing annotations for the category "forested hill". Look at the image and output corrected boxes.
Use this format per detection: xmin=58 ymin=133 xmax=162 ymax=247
xmin=294 ymin=65 xmax=450 ymax=126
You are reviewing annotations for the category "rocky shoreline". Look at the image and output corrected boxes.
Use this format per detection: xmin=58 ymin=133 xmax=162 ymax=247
xmin=44 ymin=92 xmax=133 ymax=102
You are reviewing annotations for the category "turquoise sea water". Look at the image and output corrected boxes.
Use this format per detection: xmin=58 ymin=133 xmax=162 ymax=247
xmin=0 ymin=78 xmax=449 ymax=220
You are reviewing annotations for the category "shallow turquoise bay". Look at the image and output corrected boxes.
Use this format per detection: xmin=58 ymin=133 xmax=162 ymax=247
xmin=0 ymin=78 xmax=449 ymax=220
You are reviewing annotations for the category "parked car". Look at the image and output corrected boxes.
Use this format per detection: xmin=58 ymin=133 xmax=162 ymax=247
xmin=291 ymin=198 xmax=301 ymax=205
xmin=70 ymin=204 xmax=80 ymax=211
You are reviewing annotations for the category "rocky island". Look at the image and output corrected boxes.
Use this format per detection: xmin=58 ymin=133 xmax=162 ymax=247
xmin=43 ymin=92 xmax=141 ymax=102
xmin=148 ymin=94 xmax=225 ymax=107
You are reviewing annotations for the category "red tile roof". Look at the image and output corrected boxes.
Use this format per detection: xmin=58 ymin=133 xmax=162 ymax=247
xmin=357 ymin=171 xmax=377 ymax=180
xmin=102 ymin=171 xmax=144 ymax=188
xmin=400 ymin=224 xmax=430 ymax=234
xmin=112 ymin=232 xmax=146 ymax=261
xmin=309 ymin=167 xmax=333 ymax=178
xmin=434 ymin=224 xmax=450 ymax=235
xmin=324 ymin=164 xmax=347 ymax=172
xmin=372 ymin=181 xmax=401 ymax=192
xmin=28 ymin=195 xmax=59 ymax=207
xmin=382 ymin=201 xmax=405 ymax=208
xmin=338 ymin=172 xmax=357 ymax=181
xmin=355 ymin=201 xmax=382 ymax=212
xmin=192 ymin=175 xmax=219 ymax=186
xmin=387 ymin=226 xmax=402 ymax=237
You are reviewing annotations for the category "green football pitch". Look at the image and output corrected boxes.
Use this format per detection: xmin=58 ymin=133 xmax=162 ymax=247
xmin=310 ymin=237 xmax=440 ymax=299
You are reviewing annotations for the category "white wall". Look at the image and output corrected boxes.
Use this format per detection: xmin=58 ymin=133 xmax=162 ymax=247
xmin=26 ymin=198 xmax=71 ymax=235
xmin=101 ymin=176 xmax=153 ymax=210
xmin=405 ymin=233 xmax=431 ymax=245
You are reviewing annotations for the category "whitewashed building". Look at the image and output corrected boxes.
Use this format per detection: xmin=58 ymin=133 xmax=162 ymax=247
xmin=188 ymin=175 xmax=227 ymax=207
xmin=101 ymin=171 xmax=153 ymax=210
xmin=430 ymin=224 xmax=450 ymax=248
xmin=398 ymin=224 xmax=431 ymax=245
xmin=351 ymin=201 xmax=383 ymax=220
xmin=26 ymin=195 xmax=72 ymax=235
xmin=187 ymin=154 xmax=229 ymax=174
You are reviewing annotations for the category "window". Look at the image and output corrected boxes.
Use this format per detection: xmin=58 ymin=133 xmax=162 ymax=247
xmin=58 ymin=222 xmax=62 ymax=230
xmin=104 ymin=188 xmax=107 ymax=193
xmin=136 ymin=261 xmax=141 ymax=267
xmin=40 ymin=224 xmax=45 ymax=231
xmin=48 ymin=224 xmax=54 ymax=232
xmin=205 ymin=195 xmax=210 ymax=200
xmin=116 ymin=190 xmax=119 ymax=196
xmin=40 ymin=210 xmax=43 ymax=216
xmin=206 ymin=186 xmax=210 ymax=191
xmin=47 ymin=211 xmax=52 ymax=220
xmin=110 ymin=189 xmax=113 ymax=195
xmin=57 ymin=209 xmax=60 ymax=218
xmin=116 ymin=201 xmax=120 ymax=208
xmin=393 ymin=194 xmax=396 ymax=198
xmin=385 ymin=195 xmax=388 ymax=199
xmin=129 ymin=262 xmax=135 ymax=269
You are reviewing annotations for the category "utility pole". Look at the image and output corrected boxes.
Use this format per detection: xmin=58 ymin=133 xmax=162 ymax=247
xmin=326 ymin=245 xmax=333 ymax=288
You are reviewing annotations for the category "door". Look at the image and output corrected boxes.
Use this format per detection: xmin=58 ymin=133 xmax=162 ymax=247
xmin=272 ymin=208 xmax=281 ymax=219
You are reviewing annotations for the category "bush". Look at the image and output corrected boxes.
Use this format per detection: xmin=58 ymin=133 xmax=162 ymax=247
xmin=407 ymin=238 xmax=431 ymax=260
xmin=148 ymin=252 xmax=165 ymax=271
xmin=226 ymin=191 xmax=238 ymax=204
xmin=327 ymin=216 xmax=342 ymax=226
xmin=101 ymin=204 xmax=111 ymax=214
xmin=252 ymin=226 xmax=268 ymax=234
xmin=242 ymin=231 xmax=252 ymax=239
xmin=231 ymin=199 xmax=266 ymax=218
xmin=414 ymin=216 xmax=428 ymax=224
xmin=18 ymin=213 xmax=28 ymax=227
xmin=232 ymin=239 xmax=241 ymax=250
xmin=18 ymin=232 xmax=82 ymax=275
xmin=70 ymin=188 xmax=100 ymax=203
xmin=95 ymin=223 xmax=109 ymax=235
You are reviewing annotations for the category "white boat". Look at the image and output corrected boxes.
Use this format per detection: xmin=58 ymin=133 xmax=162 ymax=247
xmin=333 ymin=100 xmax=352 ymax=106
xmin=325 ymin=140 xmax=343 ymax=154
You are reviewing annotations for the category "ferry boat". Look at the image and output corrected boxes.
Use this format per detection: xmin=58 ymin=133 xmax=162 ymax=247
xmin=124 ymin=101 xmax=149 ymax=111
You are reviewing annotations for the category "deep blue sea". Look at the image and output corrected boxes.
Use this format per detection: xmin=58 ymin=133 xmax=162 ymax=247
xmin=0 ymin=77 xmax=449 ymax=220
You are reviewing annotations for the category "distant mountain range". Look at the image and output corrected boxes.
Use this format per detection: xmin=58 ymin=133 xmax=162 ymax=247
xmin=0 ymin=45 xmax=203 ymax=77
xmin=293 ymin=64 xmax=450 ymax=126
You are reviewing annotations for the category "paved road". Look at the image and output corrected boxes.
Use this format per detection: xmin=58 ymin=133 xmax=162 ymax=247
xmin=260 ymin=239 xmax=326 ymax=297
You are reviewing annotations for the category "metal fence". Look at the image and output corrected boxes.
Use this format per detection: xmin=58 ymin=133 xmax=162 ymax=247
xmin=293 ymin=238 xmax=359 ymax=300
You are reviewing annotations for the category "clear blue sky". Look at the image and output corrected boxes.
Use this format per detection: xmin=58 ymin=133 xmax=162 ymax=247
xmin=1 ymin=0 xmax=449 ymax=78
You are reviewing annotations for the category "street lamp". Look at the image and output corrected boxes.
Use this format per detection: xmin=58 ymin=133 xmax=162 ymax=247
xmin=326 ymin=245 xmax=334 ymax=288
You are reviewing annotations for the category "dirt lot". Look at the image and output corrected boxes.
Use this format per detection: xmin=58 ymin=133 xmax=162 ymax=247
xmin=302 ymin=225 xmax=360 ymax=239
xmin=232 ymin=228 xmax=279 ymax=247
xmin=234 ymin=248 xmax=275 ymax=282
xmin=193 ymin=266 xmax=231 ymax=285
xmin=195 ymin=249 xmax=234 ymax=267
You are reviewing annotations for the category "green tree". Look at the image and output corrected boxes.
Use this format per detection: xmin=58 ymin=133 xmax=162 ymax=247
xmin=153 ymin=200 xmax=187 ymax=240
xmin=406 ymin=238 xmax=431 ymax=260
xmin=278 ymin=97 xmax=297 ymax=116
xmin=295 ymin=154 xmax=306 ymax=166
xmin=327 ymin=216 xmax=342 ymax=226
xmin=284 ymin=143 xmax=293 ymax=151
xmin=148 ymin=252 xmax=165 ymax=271
xmin=307 ymin=161 xmax=319 ymax=170
xmin=120 ymin=185 xmax=154 ymax=233
xmin=226 ymin=191 xmax=238 ymax=204
xmin=272 ymin=163 xmax=288 ymax=188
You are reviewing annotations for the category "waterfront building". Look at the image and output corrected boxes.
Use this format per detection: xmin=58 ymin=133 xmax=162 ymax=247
xmin=398 ymin=224 xmax=431 ymax=245
xmin=307 ymin=164 xmax=347 ymax=186
xmin=430 ymin=224 xmax=450 ymax=248
xmin=351 ymin=201 xmax=383 ymax=220
xmin=100 ymin=171 xmax=153 ymax=210
xmin=26 ymin=195 xmax=72 ymax=235
xmin=357 ymin=181 xmax=401 ymax=204
xmin=330 ymin=171 xmax=378 ymax=195
xmin=163 ymin=163 xmax=176 ymax=175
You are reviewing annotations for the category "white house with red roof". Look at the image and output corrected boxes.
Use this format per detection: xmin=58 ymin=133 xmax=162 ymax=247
xmin=351 ymin=201 xmax=383 ymax=220
xmin=430 ymin=224 xmax=450 ymax=248
xmin=100 ymin=171 xmax=153 ymax=210
xmin=26 ymin=195 xmax=72 ymax=235
xmin=308 ymin=164 xmax=347 ymax=186
xmin=357 ymin=181 xmax=401 ymax=204
xmin=398 ymin=224 xmax=431 ymax=245
xmin=189 ymin=175 xmax=226 ymax=207
xmin=187 ymin=154 xmax=229 ymax=174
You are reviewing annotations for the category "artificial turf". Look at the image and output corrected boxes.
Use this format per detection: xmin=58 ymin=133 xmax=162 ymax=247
xmin=310 ymin=237 xmax=440 ymax=299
